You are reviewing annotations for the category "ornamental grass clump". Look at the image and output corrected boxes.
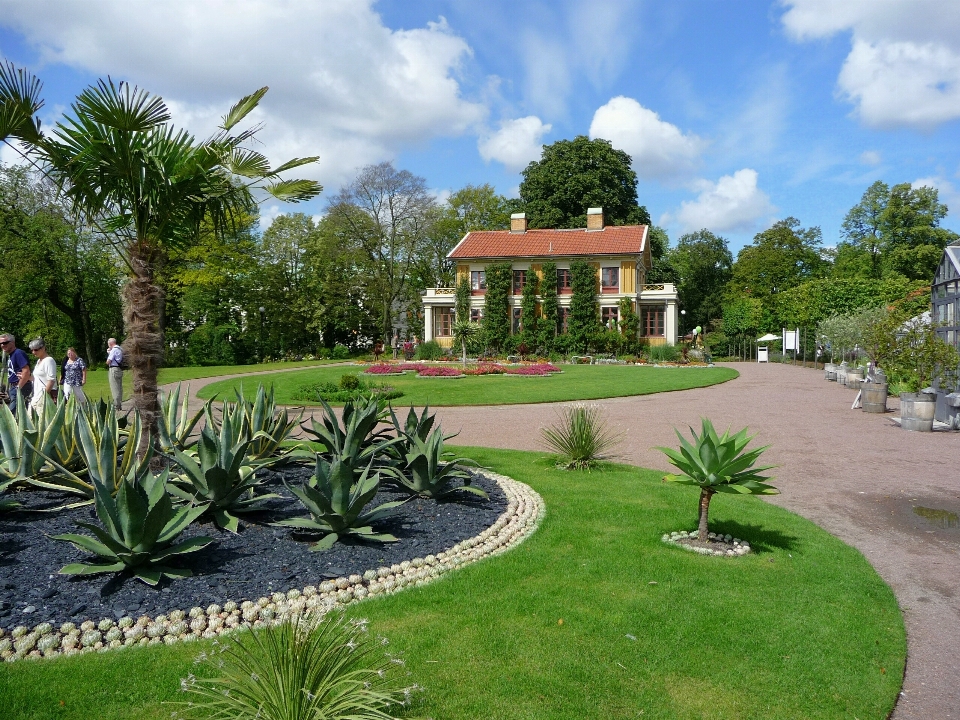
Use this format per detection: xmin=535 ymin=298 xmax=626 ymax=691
xmin=540 ymin=404 xmax=623 ymax=470
xmin=176 ymin=612 xmax=417 ymax=720
xmin=656 ymin=418 xmax=777 ymax=543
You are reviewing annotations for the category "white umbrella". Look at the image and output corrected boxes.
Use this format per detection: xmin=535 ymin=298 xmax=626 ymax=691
xmin=756 ymin=333 xmax=780 ymax=342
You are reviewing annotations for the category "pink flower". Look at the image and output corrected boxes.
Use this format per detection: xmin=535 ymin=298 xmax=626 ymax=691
xmin=364 ymin=364 xmax=402 ymax=374
xmin=417 ymin=366 xmax=463 ymax=377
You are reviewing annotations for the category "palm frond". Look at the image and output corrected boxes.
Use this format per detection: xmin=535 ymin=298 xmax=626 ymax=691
xmin=0 ymin=60 xmax=44 ymax=143
xmin=221 ymin=86 xmax=268 ymax=130
xmin=73 ymin=77 xmax=170 ymax=131
xmin=263 ymin=178 xmax=323 ymax=202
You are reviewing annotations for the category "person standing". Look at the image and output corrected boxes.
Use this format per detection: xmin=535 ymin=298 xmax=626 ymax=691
xmin=0 ymin=333 xmax=32 ymax=413
xmin=106 ymin=338 xmax=124 ymax=411
xmin=62 ymin=347 xmax=88 ymax=403
xmin=28 ymin=338 xmax=57 ymax=413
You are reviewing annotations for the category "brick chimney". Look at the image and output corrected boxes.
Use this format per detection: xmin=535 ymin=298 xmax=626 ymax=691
xmin=510 ymin=212 xmax=528 ymax=233
xmin=586 ymin=207 xmax=604 ymax=230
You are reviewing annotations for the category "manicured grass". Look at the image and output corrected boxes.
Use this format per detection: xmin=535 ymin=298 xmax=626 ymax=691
xmin=0 ymin=448 xmax=904 ymax=720
xmin=198 ymin=364 xmax=739 ymax=406
xmin=78 ymin=359 xmax=347 ymax=404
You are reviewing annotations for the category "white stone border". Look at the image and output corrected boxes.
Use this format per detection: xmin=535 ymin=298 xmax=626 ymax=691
xmin=0 ymin=471 xmax=544 ymax=662
xmin=661 ymin=530 xmax=752 ymax=557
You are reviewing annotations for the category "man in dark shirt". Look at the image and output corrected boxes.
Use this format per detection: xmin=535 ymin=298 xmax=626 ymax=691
xmin=1 ymin=333 xmax=32 ymax=413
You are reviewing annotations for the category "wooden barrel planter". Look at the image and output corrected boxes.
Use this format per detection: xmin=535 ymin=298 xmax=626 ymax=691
xmin=836 ymin=364 xmax=848 ymax=385
xmin=900 ymin=392 xmax=937 ymax=432
xmin=861 ymin=383 xmax=888 ymax=413
xmin=845 ymin=368 xmax=864 ymax=389
xmin=824 ymin=363 xmax=837 ymax=381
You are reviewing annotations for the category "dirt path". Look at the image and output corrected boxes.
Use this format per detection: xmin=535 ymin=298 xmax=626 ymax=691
xmin=171 ymin=362 xmax=960 ymax=719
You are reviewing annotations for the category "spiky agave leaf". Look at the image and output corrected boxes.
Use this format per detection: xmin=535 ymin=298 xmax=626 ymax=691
xmin=383 ymin=425 xmax=485 ymax=499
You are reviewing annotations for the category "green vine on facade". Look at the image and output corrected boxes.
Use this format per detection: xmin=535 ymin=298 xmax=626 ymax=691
xmin=482 ymin=262 xmax=512 ymax=352
xmin=569 ymin=260 xmax=599 ymax=352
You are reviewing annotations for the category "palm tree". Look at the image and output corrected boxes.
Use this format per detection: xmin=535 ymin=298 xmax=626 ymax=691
xmin=0 ymin=62 xmax=321 ymax=440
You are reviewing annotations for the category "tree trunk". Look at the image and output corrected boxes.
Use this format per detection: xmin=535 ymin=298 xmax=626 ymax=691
xmin=697 ymin=488 xmax=714 ymax=542
xmin=122 ymin=250 xmax=165 ymax=456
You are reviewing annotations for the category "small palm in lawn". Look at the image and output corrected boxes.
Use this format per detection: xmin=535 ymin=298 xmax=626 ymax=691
xmin=540 ymin=404 xmax=623 ymax=470
xmin=453 ymin=319 xmax=480 ymax=366
xmin=656 ymin=418 xmax=777 ymax=542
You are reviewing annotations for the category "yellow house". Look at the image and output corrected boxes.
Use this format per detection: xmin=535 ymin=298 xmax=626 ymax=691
xmin=422 ymin=207 xmax=679 ymax=348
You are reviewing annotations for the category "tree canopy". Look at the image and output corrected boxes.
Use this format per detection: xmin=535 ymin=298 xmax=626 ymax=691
xmin=670 ymin=229 xmax=732 ymax=326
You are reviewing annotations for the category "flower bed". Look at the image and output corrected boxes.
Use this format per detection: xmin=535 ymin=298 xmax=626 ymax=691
xmin=396 ymin=363 xmax=427 ymax=373
xmin=363 ymin=363 xmax=404 ymax=375
xmin=463 ymin=364 xmax=505 ymax=376
xmin=416 ymin=366 xmax=465 ymax=378
xmin=505 ymin=363 xmax=562 ymax=376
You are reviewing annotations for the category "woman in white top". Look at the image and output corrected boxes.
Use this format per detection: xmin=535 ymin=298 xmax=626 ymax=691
xmin=28 ymin=338 xmax=58 ymax=412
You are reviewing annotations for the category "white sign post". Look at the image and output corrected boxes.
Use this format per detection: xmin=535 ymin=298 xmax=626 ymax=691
xmin=782 ymin=328 xmax=799 ymax=351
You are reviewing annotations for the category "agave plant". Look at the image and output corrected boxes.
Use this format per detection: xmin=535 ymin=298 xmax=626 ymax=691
xmin=540 ymin=404 xmax=623 ymax=470
xmin=383 ymin=426 xmax=485 ymax=499
xmin=210 ymin=384 xmax=302 ymax=461
xmin=656 ymin=418 xmax=777 ymax=542
xmin=388 ymin=404 xmax=436 ymax=448
xmin=169 ymin=412 xmax=278 ymax=533
xmin=0 ymin=392 xmax=86 ymax=485
xmin=302 ymin=397 xmax=398 ymax=472
xmin=51 ymin=466 xmax=212 ymax=585
xmin=176 ymin=612 xmax=414 ymax=720
xmin=30 ymin=403 xmax=151 ymax=498
xmin=157 ymin=383 xmax=207 ymax=454
xmin=276 ymin=457 xmax=406 ymax=551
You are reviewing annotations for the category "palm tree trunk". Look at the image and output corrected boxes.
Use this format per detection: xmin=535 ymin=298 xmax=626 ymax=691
xmin=122 ymin=250 xmax=165 ymax=455
xmin=697 ymin=488 xmax=714 ymax=542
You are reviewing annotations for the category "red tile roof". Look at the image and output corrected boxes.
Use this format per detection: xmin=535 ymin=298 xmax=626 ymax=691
xmin=448 ymin=225 xmax=648 ymax=260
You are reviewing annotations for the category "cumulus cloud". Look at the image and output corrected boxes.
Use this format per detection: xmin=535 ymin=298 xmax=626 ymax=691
xmin=589 ymin=96 xmax=705 ymax=180
xmin=859 ymin=150 xmax=882 ymax=166
xmin=0 ymin=0 xmax=487 ymax=189
xmin=478 ymin=116 xmax=551 ymax=171
xmin=781 ymin=0 xmax=960 ymax=129
xmin=663 ymin=169 xmax=775 ymax=233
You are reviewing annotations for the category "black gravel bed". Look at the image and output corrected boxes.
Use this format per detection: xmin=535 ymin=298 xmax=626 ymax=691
xmin=0 ymin=464 xmax=506 ymax=630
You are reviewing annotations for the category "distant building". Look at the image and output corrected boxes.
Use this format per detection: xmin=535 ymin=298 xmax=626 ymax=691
xmin=932 ymin=245 xmax=960 ymax=425
xmin=421 ymin=208 xmax=679 ymax=348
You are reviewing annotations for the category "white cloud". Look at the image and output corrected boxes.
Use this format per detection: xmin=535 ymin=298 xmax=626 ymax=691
xmin=859 ymin=150 xmax=882 ymax=166
xmin=663 ymin=169 xmax=775 ymax=233
xmin=0 ymin=140 xmax=27 ymax=166
xmin=589 ymin=96 xmax=705 ymax=181
xmin=478 ymin=116 xmax=551 ymax=171
xmin=913 ymin=176 xmax=960 ymax=210
xmin=781 ymin=0 xmax=960 ymax=129
xmin=0 ymin=0 xmax=487 ymax=190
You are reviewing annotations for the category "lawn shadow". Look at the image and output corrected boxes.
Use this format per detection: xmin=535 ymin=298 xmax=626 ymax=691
xmin=707 ymin=520 xmax=801 ymax=554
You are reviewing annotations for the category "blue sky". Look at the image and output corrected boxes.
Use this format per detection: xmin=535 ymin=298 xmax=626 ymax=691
xmin=1 ymin=0 xmax=959 ymax=253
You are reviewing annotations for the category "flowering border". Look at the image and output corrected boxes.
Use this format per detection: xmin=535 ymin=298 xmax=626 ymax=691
xmin=0 ymin=472 xmax=544 ymax=662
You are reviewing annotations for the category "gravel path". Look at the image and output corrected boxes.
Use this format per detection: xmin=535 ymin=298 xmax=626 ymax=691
xmin=171 ymin=361 xmax=960 ymax=720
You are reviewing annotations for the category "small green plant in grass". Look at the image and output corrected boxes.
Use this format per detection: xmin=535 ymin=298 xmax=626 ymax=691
xmin=276 ymin=456 xmax=405 ymax=550
xmin=176 ymin=612 xmax=417 ymax=720
xmin=51 ymin=467 xmax=212 ymax=585
xmin=540 ymin=404 xmax=623 ymax=470
xmin=656 ymin=418 xmax=777 ymax=542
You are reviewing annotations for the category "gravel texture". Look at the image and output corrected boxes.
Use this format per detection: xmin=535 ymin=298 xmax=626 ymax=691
xmin=0 ymin=464 xmax=506 ymax=632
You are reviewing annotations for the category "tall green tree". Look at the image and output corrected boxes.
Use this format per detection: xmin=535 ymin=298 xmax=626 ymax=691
xmin=568 ymin=260 xmax=599 ymax=352
xmin=647 ymin=225 xmax=679 ymax=284
xmin=481 ymin=263 xmax=512 ymax=353
xmin=840 ymin=180 xmax=888 ymax=279
xmin=518 ymin=136 xmax=650 ymax=229
xmin=671 ymin=229 xmax=732 ymax=327
xmin=881 ymin=183 xmax=957 ymax=280
xmin=0 ymin=63 xmax=321 ymax=433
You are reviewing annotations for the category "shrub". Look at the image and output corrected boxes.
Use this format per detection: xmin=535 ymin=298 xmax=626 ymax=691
xmin=177 ymin=612 xmax=416 ymax=719
xmin=415 ymin=340 xmax=443 ymax=361
xmin=331 ymin=344 xmax=350 ymax=360
xmin=648 ymin=344 xmax=680 ymax=363
xmin=540 ymin=404 xmax=623 ymax=470
xmin=339 ymin=374 xmax=361 ymax=390
xmin=293 ymin=381 xmax=403 ymax=405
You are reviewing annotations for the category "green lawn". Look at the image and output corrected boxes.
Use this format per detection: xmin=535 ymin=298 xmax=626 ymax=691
xmin=0 ymin=448 xmax=904 ymax=720
xmin=79 ymin=359 xmax=347 ymax=404
xmin=198 ymin=364 xmax=739 ymax=406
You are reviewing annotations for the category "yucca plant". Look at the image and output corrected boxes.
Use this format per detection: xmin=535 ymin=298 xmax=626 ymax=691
xmin=31 ymin=402 xmax=150 ymax=498
xmin=0 ymin=392 xmax=86 ymax=484
xmin=383 ymin=426 xmax=485 ymax=499
xmin=157 ymin=383 xmax=207 ymax=454
xmin=656 ymin=418 xmax=777 ymax=542
xmin=210 ymin=384 xmax=303 ymax=461
xmin=303 ymin=397 xmax=398 ymax=472
xmin=169 ymin=412 xmax=278 ymax=533
xmin=276 ymin=457 xmax=405 ymax=551
xmin=540 ymin=404 xmax=623 ymax=470
xmin=51 ymin=465 xmax=212 ymax=585
xmin=177 ymin=612 xmax=416 ymax=720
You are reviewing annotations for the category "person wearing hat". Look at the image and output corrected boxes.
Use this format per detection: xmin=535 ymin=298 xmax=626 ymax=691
xmin=0 ymin=332 xmax=32 ymax=413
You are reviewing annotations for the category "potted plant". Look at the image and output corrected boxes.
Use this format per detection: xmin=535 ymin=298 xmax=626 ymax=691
xmin=892 ymin=317 xmax=960 ymax=431
xmin=854 ymin=305 xmax=900 ymax=413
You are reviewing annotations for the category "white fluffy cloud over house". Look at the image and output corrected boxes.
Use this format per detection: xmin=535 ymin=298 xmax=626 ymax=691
xmin=782 ymin=0 xmax=960 ymax=129
xmin=664 ymin=169 xmax=775 ymax=234
xmin=0 ymin=0 xmax=487 ymax=189
xmin=478 ymin=116 xmax=552 ymax=171
xmin=589 ymin=96 xmax=705 ymax=180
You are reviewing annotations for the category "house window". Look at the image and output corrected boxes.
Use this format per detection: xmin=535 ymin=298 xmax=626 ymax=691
xmin=601 ymin=306 xmax=619 ymax=328
xmin=512 ymin=307 xmax=522 ymax=334
xmin=435 ymin=307 xmax=454 ymax=337
xmin=470 ymin=308 xmax=483 ymax=323
xmin=560 ymin=307 xmax=570 ymax=333
xmin=513 ymin=269 xmax=526 ymax=294
xmin=471 ymin=270 xmax=486 ymax=292
xmin=641 ymin=306 xmax=665 ymax=337
xmin=601 ymin=267 xmax=619 ymax=292
xmin=557 ymin=268 xmax=572 ymax=294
